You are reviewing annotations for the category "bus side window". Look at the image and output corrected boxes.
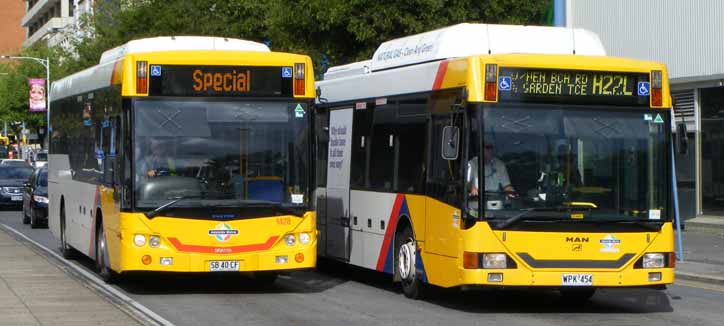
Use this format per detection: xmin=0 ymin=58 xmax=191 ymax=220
xmin=351 ymin=105 xmax=371 ymax=189
xmin=369 ymin=103 xmax=396 ymax=191
xmin=395 ymin=98 xmax=427 ymax=193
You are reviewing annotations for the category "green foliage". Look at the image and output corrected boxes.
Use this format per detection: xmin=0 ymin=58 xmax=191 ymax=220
xmin=0 ymin=44 xmax=53 ymax=135
xmin=266 ymin=0 xmax=551 ymax=67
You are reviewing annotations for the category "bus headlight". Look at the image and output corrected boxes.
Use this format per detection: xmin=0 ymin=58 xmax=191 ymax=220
xmin=284 ymin=234 xmax=296 ymax=246
xmin=643 ymin=253 xmax=665 ymax=268
xmin=149 ymin=235 xmax=161 ymax=248
xmin=483 ymin=253 xmax=507 ymax=269
xmin=299 ymin=232 xmax=311 ymax=245
xmin=133 ymin=234 xmax=146 ymax=247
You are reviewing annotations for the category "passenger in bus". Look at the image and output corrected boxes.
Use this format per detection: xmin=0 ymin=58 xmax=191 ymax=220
xmin=467 ymin=141 xmax=517 ymax=198
xmin=139 ymin=137 xmax=178 ymax=177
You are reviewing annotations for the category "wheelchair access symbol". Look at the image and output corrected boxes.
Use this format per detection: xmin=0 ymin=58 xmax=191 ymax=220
xmin=637 ymin=81 xmax=650 ymax=96
xmin=498 ymin=76 xmax=512 ymax=91
xmin=282 ymin=67 xmax=293 ymax=78
xmin=150 ymin=65 xmax=161 ymax=77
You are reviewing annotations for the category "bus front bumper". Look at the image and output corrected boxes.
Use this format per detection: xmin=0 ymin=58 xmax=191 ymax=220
xmin=118 ymin=241 xmax=317 ymax=273
xmin=456 ymin=267 xmax=674 ymax=288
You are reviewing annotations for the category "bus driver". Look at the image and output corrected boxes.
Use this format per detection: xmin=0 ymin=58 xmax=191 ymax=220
xmin=467 ymin=141 xmax=516 ymax=198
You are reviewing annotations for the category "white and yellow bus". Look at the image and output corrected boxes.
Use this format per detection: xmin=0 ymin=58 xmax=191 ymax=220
xmin=49 ymin=36 xmax=317 ymax=283
xmin=315 ymin=24 xmax=674 ymax=299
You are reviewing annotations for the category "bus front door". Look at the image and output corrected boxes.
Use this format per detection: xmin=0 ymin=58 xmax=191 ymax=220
xmin=325 ymin=108 xmax=353 ymax=261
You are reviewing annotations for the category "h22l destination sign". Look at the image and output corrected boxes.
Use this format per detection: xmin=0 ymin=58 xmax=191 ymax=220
xmin=497 ymin=68 xmax=650 ymax=106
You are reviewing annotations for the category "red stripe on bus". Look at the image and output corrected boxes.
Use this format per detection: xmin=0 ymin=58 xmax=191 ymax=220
xmin=376 ymin=194 xmax=404 ymax=271
xmin=167 ymin=236 xmax=279 ymax=254
xmin=432 ymin=60 xmax=449 ymax=90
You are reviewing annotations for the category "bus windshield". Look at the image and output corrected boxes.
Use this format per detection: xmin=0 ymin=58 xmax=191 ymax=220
xmin=471 ymin=103 xmax=670 ymax=222
xmin=133 ymin=98 xmax=310 ymax=211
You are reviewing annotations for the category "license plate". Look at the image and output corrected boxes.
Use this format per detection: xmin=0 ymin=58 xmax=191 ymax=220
xmin=11 ymin=196 xmax=22 ymax=201
xmin=209 ymin=260 xmax=240 ymax=272
xmin=561 ymin=273 xmax=593 ymax=286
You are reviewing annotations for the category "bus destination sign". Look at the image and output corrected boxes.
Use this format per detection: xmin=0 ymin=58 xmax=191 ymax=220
xmin=149 ymin=65 xmax=293 ymax=97
xmin=497 ymin=68 xmax=650 ymax=106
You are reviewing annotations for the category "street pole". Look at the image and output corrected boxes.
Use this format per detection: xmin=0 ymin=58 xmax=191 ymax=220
xmin=46 ymin=56 xmax=50 ymax=146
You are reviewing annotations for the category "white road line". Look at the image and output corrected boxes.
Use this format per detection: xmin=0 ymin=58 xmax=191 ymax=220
xmin=1 ymin=223 xmax=175 ymax=326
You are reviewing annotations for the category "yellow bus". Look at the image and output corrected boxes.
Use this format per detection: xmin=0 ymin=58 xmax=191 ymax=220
xmin=315 ymin=24 xmax=674 ymax=299
xmin=49 ymin=36 xmax=317 ymax=283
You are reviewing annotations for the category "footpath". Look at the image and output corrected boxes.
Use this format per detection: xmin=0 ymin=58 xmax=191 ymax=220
xmin=677 ymin=216 xmax=724 ymax=285
xmin=0 ymin=227 xmax=140 ymax=326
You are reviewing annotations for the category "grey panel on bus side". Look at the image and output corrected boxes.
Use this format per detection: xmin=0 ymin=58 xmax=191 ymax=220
xmin=324 ymin=108 xmax=354 ymax=261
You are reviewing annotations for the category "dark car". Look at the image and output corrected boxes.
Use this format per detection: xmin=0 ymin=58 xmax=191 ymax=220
xmin=0 ymin=165 xmax=34 ymax=209
xmin=22 ymin=167 xmax=48 ymax=228
xmin=0 ymin=159 xmax=32 ymax=168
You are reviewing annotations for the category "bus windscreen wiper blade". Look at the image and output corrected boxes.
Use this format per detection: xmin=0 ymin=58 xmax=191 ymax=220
xmin=145 ymin=196 xmax=203 ymax=219
xmin=606 ymin=219 xmax=662 ymax=231
xmin=496 ymin=206 xmax=585 ymax=229
xmin=211 ymin=200 xmax=304 ymax=217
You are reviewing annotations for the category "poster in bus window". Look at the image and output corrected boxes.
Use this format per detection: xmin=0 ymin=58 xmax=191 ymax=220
xmin=28 ymin=78 xmax=47 ymax=112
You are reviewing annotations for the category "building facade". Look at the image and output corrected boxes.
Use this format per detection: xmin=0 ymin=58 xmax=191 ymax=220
xmin=0 ymin=1 xmax=26 ymax=55
xmin=22 ymin=0 xmax=94 ymax=48
xmin=565 ymin=0 xmax=724 ymax=219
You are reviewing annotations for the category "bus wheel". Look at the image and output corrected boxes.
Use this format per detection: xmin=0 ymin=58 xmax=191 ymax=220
xmin=560 ymin=288 xmax=596 ymax=301
xmin=96 ymin=223 xmax=117 ymax=283
xmin=397 ymin=227 xmax=425 ymax=299
xmin=253 ymin=271 xmax=278 ymax=285
xmin=60 ymin=206 xmax=76 ymax=259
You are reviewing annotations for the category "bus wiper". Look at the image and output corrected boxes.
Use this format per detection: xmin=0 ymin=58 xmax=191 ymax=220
xmin=213 ymin=200 xmax=305 ymax=217
xmin=145 ymin=196 xmax=204 ymax=219
xmin=495 ymin=206 xmax=587 ymax=229
xmin=606 ymin=219 xmax=662 ymax=231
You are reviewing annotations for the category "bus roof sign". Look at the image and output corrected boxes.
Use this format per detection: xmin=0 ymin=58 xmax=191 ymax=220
xmin=149 ymin=65 xmax=293 ymax=97
xmin=367 ymin=23 xmax=606 ymax=73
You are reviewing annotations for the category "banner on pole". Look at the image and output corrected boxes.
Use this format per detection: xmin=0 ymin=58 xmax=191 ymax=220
xmin=28 ymin=78 xmax=47 ymax=112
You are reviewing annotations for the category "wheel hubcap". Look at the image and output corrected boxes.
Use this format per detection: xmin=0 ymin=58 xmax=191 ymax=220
xmin=98 ymin=230 xmax=106 ymax=271
xmin=398 ymin=239 xmax=416 ymax=281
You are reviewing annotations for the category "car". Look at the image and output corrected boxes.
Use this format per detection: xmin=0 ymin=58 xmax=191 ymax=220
xmin=32 ymin=150 xmax=48 ymax=169
xmin=0 ymin=159 xmax=32 ymax=168
xmin=22 ymin=167 xmax=48 ymax=228
xmin=0 ymin=165 xmax=34 ymax=209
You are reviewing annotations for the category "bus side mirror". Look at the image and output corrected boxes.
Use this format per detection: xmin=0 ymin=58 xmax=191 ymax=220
xmin=441 ymin=126 xmax=460 ymax=160
xmin=676 ymin=123 xmax=688 ymax=155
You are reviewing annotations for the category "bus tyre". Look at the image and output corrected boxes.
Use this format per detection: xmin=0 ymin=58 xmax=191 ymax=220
xmin=560 ymin=288 xmax=596 ymax=301
xmin=30 ymin=210 xmax=43 ymax=229
xmin=60 ymin=206 xmax=77 ymax=259
xmin=396 ymin=227 xmax=425 ymax=299
xmin=253 ymin=271 xmax=278 ymax=285
xmin=96 ymin=223 xmax=117 ymax=283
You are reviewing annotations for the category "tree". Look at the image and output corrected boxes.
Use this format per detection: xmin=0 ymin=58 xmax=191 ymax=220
xmin=264 ymin=0 xmax=552 ymax=75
